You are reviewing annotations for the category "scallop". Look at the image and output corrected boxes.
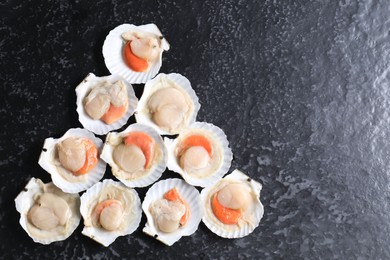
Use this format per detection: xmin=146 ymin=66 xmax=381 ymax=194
xmin=38 ymin=128 xmax=106 ymax=193
xmin=165 ymin=122 xmax=233 ymax=187
xmin=100 ymin=123 xmax=167 ymax=188
xmin=76 ymin=73 xmax=138 ymax=135
xmin=200 ymin=169 xmax=264 ymax=238
xmin=103 ymin=23 xmax=170 ymax=84
xmin=142 ymin=178 xmax=202 ymax=246
xmin=135 ymin=73 xmax=201 ymax=135
xmin=80 ymin=179 xmax=142 ymax=247
xmin=14 ymin=178 xmax=81 ymax=244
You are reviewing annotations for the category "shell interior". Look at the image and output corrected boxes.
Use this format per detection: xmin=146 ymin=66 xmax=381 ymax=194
xmin=38 ymin=128 xmax=106 ymax=193
xmin=14 ymin=177 xmax=81 ymax=244
xmin=76 ymin=73 xmax=138 ymax=135
xmin=135 ymin=73 xmax=201 ymax=135
xmin=165 ymin=122 xmax=233 ymax=187
xmin=80 ymin=179 xmax=142 ymax=247
xmin=142 ymin=178 xmax=203 ymax=246
xmin=100 ymin=123 xmax=167 ymax=188
xmin=200 ymin=169 xmax=264 ymax=239
xmin=102 ymin=23 xmax=170 ymax=84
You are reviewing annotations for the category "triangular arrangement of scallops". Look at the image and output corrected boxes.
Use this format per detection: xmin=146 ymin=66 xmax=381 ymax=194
xmin=15 ymin=23 xmax=264 ymax=247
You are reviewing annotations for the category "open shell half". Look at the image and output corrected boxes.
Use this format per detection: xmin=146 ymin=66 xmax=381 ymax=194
xmin=142 ymin=178 xmax=202 ymax=246
xmin=165 ymin=122 xmax=233 ymax=187
xmin=200 ymin=169 xmax=264 ymax=238
xmin=80 ymin=179 xmax=142 ymax=247
xmin=14 ymin=178 xmax=81 ymax=244
xmin=103 ymin=23 xmax=170 ymax=84
xmin=76 ymin=73 xmax=138 ymax=135
xmin=38 ymin=128 xmax=106 ymax=193
xmin=100 ymin=123 xmax=167 ymax=188
xmin=135 ymin=73 xmax=200 ymax=135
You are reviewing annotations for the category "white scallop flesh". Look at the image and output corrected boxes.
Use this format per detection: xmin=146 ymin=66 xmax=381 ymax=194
xmin=131 ymin=37 xmax=160 ymax=61
xmin=28 ymin=193 xmax=70 ymax=230
xmin=122 ymin=31 xmax=161 ymax=61
xmin=165 ymin=122 xmax=233 ymax=187
xmin=15 ymin=178 xmax=81 ymax=244
xmin=76 ymin=73 xmax=137 ymax=134
xmin=136 ymin=73 xmax=199 ymax=135
xmin=142 ymin=178 xmax=203 ymax=246
xmin=216 ymin=183 xmax=252 ymax=210
xmin=148 ymin=88 xmax=190 ymax=133
xmin=174 ymin=130 xmax=222 ymax=179
xmin=57 ymin=137 xmax=86 ymax=173
xmin=179 ymin=146 xmax=210 ymax=172
xmin=84 ymin=80 xmax=128 ymax=121
xmin=39 ymin=128 xmax=106 ymax=193
xmin=84 ymin=87 xmax=111 ymax=120
xmin=150 ymin=199 xmax=186 ymax=233
xmin=80 ymin=180 xmax=142 ymax=247
xmin=103 ymin=24 xmax=170 ymax=84
xmin=152 ymin=104 xmax=185 ymax=132
xmin=95 ymin=201 xmax=124 ymax=231
xmin=201 ymin=170 xmax=264 ymax=238
xmin=113 ymin=144 xmax=146 ymax=173
xmin=107 ymin=80 xmax=128 ymax=107
xmin=28 ymin=206 xmax=59 ymax=230
xmin=100 ymin=123 xmax=167 ymax=188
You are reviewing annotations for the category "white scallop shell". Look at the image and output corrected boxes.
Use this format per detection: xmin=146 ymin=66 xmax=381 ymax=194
xmin=75 ymin=73 xmax=138 ymax=135
xmin=200 ymin=169 xmax=264 ymax=238
xmin=142 ymin=178 xmax=202 ymax=246
xmin=103 ymin=23 xmax=170 ymax=84
xmin=135 ymin=73 xmax=201 ymax=135
xmin=80 ymin=179 xmax=142 ymax=247
xmin=14 ymin=178 xmax=81 ymax=244
xmin=100 ymin=123 xmax=167 ymax=188
xmin=165 ymin=122 xmax=233 ymax=187
xmin=38 ymin=128 xmax=106 ymax=193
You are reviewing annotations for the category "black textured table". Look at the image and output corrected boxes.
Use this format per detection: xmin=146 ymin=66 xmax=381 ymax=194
xmin=1 ymin=0 xmax=390 ymax=259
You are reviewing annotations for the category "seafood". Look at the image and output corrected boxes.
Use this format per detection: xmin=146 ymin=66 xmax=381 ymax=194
xmin=14 ymin=178 xmax=81 ymax=244
xmin=103 ymin=23 xmax=170 ymax=84
xmin=165 ymin=122 xmax=233 ymax=187
xmin=100 ymin=123 xmax=167 ymax=188
xmin=200 ymin=170 xmax=264 ymax=238
xmin=142 ymin=178 xmax=202 ymax=246
xmin=80 ymin=179 xmax=142 ymax=247
xmin=136 ymin=73 xmax=200 ymax=135
xmin=76 ymin=73 xmax=137 ymax=135
xmin=38 ymin=128 xmax=106 ymax=193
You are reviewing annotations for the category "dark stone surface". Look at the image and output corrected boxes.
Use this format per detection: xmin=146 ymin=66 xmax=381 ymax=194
xmin=1 ymin=0 xmax=390 ymax=258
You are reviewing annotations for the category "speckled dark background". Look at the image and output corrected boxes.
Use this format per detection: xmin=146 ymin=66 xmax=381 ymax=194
xmin=1 ymin=0 xmax=390 ymax=259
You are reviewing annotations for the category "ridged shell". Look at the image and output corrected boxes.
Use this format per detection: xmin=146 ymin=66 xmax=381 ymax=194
xmin=102 ymin=23 xmax=170 ymax=84
xmin=135 ymin=73 xmax=201 ymax=135
xmin=38 ymin=128 xmax=106 ymax=193
xmin=75 ymin=73 xmax=138 ymax=135
xmin=100 ymin=123 xmax=167 ymax=188
xmin=142 ymin=178 xmax=202 ymax=246
xmin=165 ymin=122 xmax=233 ymax=187
xmin=200 ymin=169 xmax=264 ymax=238
xmin=14 ymin=178 xmax=81 ymax=244
xmin=80 ymin=179 xmax=142 ymax=247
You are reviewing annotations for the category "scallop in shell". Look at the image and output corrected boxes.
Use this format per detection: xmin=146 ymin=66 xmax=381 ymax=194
xmin=142 ymin=178 xmax=202 ymax=246
xmin=103 ymin=23 xmax=170 ymax=84
xmin=14 ymin=178 xmax=81 ymax=244
xmin=135 ymin=73 xmax=200 ymax=135
xmin=38 ymin=128 xmax=106 ymax=193
xmin=100 ymin=123 xmax=167 ymax=188
xmin=80 ymin=179 xmax=142 ymax=247
xmin=165 ymin=122 xmax=233 ymax=187
xmin=76 ymin=73 xmax=138 ymax=135
xmin=200 ymin=169 xmax=264 ymax=238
